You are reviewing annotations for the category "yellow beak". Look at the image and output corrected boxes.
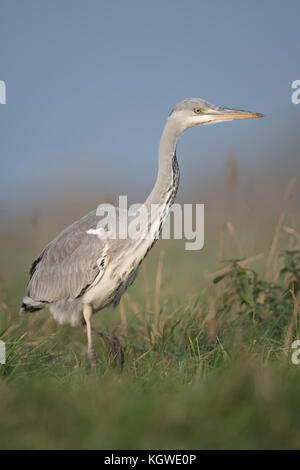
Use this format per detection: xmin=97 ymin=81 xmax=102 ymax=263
xmin=208 ymin=107 xmax=263 ymax=122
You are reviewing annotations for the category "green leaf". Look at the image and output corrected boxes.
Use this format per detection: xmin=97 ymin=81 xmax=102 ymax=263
xmin=213 ymin=273 xmax=228 ymax=284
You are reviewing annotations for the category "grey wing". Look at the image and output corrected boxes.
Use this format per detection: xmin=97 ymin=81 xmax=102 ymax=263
xmin=25 ymin=209 xmax=108 ymax=303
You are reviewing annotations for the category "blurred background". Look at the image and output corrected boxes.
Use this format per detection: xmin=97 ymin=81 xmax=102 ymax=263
xmin=1 ymin=0 xmax=300 ymax=292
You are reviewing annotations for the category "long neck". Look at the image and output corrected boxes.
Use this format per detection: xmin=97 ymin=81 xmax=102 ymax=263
xmin=145 ymin=118 xmax=181 ymax=209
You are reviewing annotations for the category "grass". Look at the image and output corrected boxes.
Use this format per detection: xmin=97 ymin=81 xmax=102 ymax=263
xmin=0 ymin=178 xmax=300 ymax=449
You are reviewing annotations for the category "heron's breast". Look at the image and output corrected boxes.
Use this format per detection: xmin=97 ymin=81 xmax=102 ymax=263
xmin=83 ymin=238 xmax=154 ymax=309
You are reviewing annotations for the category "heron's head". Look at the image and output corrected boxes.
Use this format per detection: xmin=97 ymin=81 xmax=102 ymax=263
xmin=169 ymin=98 xmax=263 ymax=133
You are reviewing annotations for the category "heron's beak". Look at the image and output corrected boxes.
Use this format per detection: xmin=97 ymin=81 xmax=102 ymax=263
xmin=208 ymin=107 xmax=263 ymax=122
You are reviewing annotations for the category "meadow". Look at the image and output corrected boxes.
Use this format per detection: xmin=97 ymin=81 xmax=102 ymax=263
xmin=0 ymin=165 xmax=300 ymax=450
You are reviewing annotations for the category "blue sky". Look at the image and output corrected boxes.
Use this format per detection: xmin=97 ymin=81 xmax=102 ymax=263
xmin=0 ymin=0 xmax=300 ymax=210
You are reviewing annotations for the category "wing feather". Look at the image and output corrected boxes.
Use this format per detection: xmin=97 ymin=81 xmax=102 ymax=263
xmin=25 ymin=210 xmax=107 ymax=303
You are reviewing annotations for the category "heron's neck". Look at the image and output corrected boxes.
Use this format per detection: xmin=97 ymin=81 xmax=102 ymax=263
xmin=145 ymin=118 xmax=181 ymax=209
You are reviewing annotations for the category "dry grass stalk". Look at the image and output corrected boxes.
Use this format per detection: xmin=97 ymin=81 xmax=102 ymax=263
xmin=218 ymin=224 xmax=225 ymax=267
xmin=206 ymin=293 xmax=217 ymax=338
xmin=120 ymin=297 xmax=128 ymax=337
xmin=125 ymin=292 xmax=149 ymax=342
xmin=226 ymin=153 xmax=239 ymax=187
xmin=226 ymin=222 xmax=243 ymax=257
xmin=142 ymin=263 xmax=151 ymax=320
xmin=239 ymin=253 xmax=264 ymax=269
xmin=284 ymin=177 xmax=297 ymax=201
xmin=283 ymin=226 xmax=300 ymax=250
xmin=125 ymin=293 xmax=144 ymax=324
xmin=265 ymin=212 xmax=285 ymax=281
xmin=209 ymin=253 xmax=264 ymax=281
xmin=266 ymin=179 xmax=298 ymax=281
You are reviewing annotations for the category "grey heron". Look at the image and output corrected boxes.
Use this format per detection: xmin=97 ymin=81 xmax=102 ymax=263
xmin=19 ymin=98 xmax=262 ymax=368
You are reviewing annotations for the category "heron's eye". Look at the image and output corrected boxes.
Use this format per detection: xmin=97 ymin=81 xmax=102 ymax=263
xmin=194 ymin=107 xmax=202 ymax=114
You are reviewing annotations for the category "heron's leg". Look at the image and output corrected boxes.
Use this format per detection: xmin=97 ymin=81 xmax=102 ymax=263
xmin=91 ymin=328 xmax=124 ymax=370
xmin=83 ymin=303 xmax=97 ymax=368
